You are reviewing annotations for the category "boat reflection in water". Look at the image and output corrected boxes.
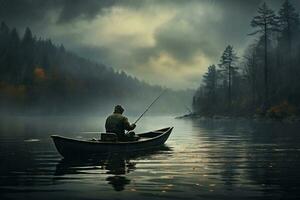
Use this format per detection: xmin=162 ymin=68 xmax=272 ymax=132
xmin=104 ymin=156 xmax=135 ymax=191
xmin=54 ymin=146 xmax=172 ymax=191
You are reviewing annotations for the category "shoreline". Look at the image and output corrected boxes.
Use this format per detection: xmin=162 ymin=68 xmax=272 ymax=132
xmin=176 ymin=113 xmax=300 ymax=123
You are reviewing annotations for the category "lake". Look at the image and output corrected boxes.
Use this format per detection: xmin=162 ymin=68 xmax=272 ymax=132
xmin=1 ymin=116 xmax=300 ymax=200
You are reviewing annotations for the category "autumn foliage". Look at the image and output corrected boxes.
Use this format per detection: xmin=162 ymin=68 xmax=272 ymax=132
xmin=34 ymin=67 xmax=46 ymax=80
xmin=267 ymin=101 xmax=296 ymax=119
xmin=0 ymin=81 xmax=26 ymax=99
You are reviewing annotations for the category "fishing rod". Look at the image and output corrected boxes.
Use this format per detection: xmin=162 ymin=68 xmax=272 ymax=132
xmin=185 ymin=105 xmax=192 ymax=114
xmin=133 ymin=90 xmax=166 ymax=125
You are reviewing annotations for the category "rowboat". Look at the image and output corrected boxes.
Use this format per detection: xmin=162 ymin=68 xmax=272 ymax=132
xmin=51 ymin=127 xmax=173 ymax=158
xmin=55 ymin=145 xmax=172 ymax=176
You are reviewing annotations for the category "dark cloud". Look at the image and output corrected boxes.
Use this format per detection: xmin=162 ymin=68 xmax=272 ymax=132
xmin=57 ymin=0 xmax=117 ymax=24
xmin=0 ymin=0 xmax=57 ymax=25
xmin=1 ymin=0 xmax=299 ymax=25
xmin=0 ymin=0 xmax=119 ymax=25
xmin=128 ymin=14 xmax=220 ymax=65
xmin=154 ymin=21 xmax=214 ymax=62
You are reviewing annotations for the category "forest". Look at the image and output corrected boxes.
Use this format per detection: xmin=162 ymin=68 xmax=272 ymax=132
xmin=193 ymin=1 xmax=300 ymax=119
xmin=0 ymin=22 xmax=193 ymax=115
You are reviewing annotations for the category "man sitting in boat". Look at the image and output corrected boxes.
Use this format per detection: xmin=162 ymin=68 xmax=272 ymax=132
xmin=105 ymin=105 xmax=136 ymax=141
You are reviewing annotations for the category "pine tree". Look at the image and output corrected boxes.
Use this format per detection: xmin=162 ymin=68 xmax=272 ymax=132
xmin=21 ymin=27 xmax=35 ymax=84
xmin=244 ymin=45 xmax=259 ymax=107
xmin=22 ymin=27 xmax=34 ymax=45
xmin=8 ymin=28 xmax=21 ymax=83
xmin=219 ymin=45 xmax=238 ymax=109
xmin=0 ymin=21 xmax=9 ymax=35
xmin=203 ymin=65 xmax=218 ymax=104
xmin=278 ymin=0 xmax=300 ymax=55
xmin=0 ymin=21 xmax=10 ymax=54
xmin=250 ymin=2 xmax=279 ymax=111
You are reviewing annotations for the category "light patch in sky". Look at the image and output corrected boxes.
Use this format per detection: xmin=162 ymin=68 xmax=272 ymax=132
xmin=51 ymin=6 xmax=175 ymax=46
xmin=51 ymin=3 xmax=221 ymax=89
xmin=141 ymin=52 xmax=211 ymax=88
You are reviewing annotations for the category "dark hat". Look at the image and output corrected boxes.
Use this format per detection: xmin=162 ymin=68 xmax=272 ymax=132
xmin=114 ymin=105 xmax=124 ymax=114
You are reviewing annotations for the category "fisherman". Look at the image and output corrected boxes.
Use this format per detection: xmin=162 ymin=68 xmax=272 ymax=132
xmin=105 ymin=105 xmax=136 ymax=141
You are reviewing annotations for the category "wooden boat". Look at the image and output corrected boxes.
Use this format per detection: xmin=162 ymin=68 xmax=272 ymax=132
xmin=54 ymin=146 xmax=172 ymax=176
xmin=51 ymin=127 xmax=173 ymax=158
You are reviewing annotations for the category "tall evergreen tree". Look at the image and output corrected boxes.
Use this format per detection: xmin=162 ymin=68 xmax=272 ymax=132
xmin=244 ymin=45 xmax=259 ymax=107
xmin=278 ymin=0 xmax=300 ymax=55
xmin=0 ymin=22 xmax=11 ymax=80
xmin=0 ymin=22 xmax=10 ymax=55
xmin=219 ymin=45 xmax=238 ymax=109
xmin=22 ymin=27 xmax=34 ymax=45
xmin=203 ymin=65 xmax=218 ymax=104
xmin=21 ymin=27 xmax=35 ymax=84
xmin=8 ymin=28 xmax=21 ymax=83
xmin=250 ymin=2 xmax=279 ymax=110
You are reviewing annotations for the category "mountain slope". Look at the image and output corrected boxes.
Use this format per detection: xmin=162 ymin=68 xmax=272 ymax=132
xmin=0 ymin=22 xmax=193 ymax=115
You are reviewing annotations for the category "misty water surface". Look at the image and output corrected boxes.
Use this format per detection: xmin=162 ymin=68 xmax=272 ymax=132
xmin=1 ymin=116 xmax=300 ymax=200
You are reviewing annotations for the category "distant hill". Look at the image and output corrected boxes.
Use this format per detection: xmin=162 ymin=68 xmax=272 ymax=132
xmin=0 ymin=22 xmax=193 ymax=115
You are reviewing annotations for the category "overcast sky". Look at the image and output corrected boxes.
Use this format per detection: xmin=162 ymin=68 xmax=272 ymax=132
xmin=1 ymin=0 xmax=300 ymax=89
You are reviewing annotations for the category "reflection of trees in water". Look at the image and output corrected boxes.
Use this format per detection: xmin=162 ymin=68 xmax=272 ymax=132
xmin=192 ymin=120 xmax=247 ymax=190
xmin=193 ymin=119 xmax=300 ymax=197
xmin=55 ymin=146 xmax=171 ymax=191
xmin=0 ymin=140 xmax=55 ymax=187
xmin=242 ymin=123 xmax=300 ymax=198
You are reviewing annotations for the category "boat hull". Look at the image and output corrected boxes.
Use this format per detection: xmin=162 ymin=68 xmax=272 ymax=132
xmin=51 ymin=127 xmax=173 ymax=158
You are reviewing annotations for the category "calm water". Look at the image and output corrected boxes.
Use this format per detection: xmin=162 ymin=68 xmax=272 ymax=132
xmin=1 ymin=116 xmax=300 ymax=200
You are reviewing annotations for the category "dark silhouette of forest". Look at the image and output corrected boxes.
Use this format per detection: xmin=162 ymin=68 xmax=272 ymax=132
xmin=193 ymin=1 xmax=300 ymax=119
xmin=0 ymin=22 xmax=192 ymax=115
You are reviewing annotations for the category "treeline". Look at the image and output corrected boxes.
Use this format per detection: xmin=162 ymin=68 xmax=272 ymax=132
xmin=193 ymin=0 xmax=300 ymax=119
xmin=0 ymin=22 xmax=192 ymax=115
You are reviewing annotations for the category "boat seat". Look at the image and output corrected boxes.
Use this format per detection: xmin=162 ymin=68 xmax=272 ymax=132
xmin=101 ymin=133 xmax=118 ymax=142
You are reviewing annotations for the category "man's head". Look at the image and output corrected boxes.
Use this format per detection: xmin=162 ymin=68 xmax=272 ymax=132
xmin=114 ymin=105 xmax=124 ymax=114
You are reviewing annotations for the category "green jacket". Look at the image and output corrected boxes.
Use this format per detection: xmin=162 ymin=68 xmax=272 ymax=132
xmin=105 ymin=113 xmax=135 ymax=136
